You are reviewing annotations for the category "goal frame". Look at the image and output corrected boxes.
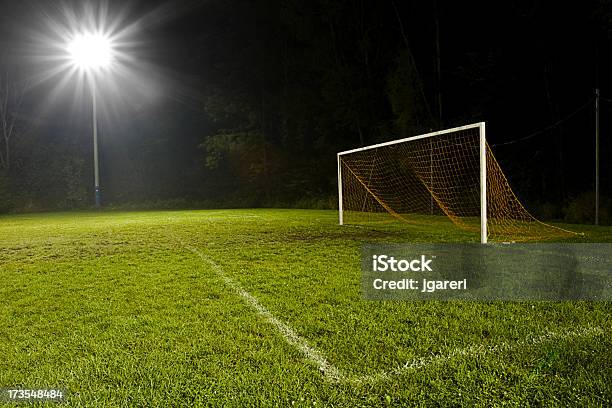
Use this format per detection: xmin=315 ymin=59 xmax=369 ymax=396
xmin=337 ymin=122 xmax=488 ymax=243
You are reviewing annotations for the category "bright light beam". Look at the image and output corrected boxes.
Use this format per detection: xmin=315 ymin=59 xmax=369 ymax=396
xmin=66 ymin=31 xmax=115 ymax=208
xmin=67 ymin=33 xmax=114 ymax=71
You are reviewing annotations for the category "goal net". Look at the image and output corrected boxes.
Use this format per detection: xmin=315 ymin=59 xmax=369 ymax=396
xmin=337 ymin=123 xmax=577 ymax=242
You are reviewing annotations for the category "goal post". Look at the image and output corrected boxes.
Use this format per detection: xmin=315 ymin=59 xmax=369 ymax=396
xmin=337 ymin=152 xmax=344 ymax=226
xmin=479 ymin=122 xmax=487 ymax=243
xmin=337 ymin=122 xmax=577 ymax=243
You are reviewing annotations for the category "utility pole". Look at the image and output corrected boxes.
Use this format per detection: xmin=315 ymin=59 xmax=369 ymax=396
xmin=595 ymin=88 xmax=600 ymax=225
xmin=431 ymin=0 xmax=442 ymax=216
xmin=433 ymin=0 xmax=442 ymax=127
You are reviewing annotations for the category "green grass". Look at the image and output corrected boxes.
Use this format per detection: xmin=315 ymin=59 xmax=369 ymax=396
xmin=0 ymin=209 xmax=611 ymax=407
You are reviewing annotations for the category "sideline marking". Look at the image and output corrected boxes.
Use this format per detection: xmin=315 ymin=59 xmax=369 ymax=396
xmin=180 ymin=240 xmax=343 ymax=381
xmin=349 ymin=325 xmax=605 ymax=384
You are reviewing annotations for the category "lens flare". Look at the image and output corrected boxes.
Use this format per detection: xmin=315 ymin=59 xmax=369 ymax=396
xmin=67 ymin=33 xmax=114 ymax=70
xmin=19 ymin=0 xmax=209 ymax=126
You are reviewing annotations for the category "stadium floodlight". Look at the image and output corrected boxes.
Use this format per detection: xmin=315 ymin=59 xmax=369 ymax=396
xmin=67 ymin=32 xmax=115 ymax=208
xmin=337 ymin=122 xmax=578 ymax=243
xmin=67 ymin=33 xmax=113 ymax=70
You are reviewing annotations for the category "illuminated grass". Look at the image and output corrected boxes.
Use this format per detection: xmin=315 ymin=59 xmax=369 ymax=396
xmin=0 ymin=209 xmax=610 ymax=406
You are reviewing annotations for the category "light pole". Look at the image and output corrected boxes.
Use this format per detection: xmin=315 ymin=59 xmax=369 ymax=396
xmin=595 ymin=88 xmax=600 ymax=225
xmin=67 ymin=33 xmax=114 ymax=208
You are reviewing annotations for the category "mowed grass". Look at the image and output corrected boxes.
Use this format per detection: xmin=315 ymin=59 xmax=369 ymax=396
xmin=0 ymin=209 xmax=611 ymax=407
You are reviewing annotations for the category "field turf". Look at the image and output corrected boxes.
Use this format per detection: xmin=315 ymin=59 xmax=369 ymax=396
xmin=0 ymin=209 xmax=611 ymax=406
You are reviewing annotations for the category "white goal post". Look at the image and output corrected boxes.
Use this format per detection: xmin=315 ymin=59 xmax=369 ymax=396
xmin=337 ymin=122 xmax=488 ymax=243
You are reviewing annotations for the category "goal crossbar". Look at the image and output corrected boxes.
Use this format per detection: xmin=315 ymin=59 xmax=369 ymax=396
xmin=337 ymin=123 xmax=483 ymax=157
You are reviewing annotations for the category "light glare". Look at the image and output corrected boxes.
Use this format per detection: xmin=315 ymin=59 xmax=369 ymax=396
xmin=67 ymin=33 xmax=113 ymax=70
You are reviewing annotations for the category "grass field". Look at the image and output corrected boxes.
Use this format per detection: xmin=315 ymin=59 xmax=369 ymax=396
xmin=1 ymin=209 xmax=611 ymax=407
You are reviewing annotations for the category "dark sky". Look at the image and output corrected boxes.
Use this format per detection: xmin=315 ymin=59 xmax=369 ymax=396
xmin=0 ymin=0 xmax=608 ymax=137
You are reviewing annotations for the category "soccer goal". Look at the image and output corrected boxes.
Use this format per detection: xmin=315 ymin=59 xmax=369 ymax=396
xmin=337 ymin=122 xmax=577 ymax=243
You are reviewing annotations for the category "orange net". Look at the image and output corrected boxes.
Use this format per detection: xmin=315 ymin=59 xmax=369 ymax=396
xmin=339 ymin=125 xmax=578 ymax=242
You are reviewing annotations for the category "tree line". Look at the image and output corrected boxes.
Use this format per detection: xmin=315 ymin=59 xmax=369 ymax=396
xmin=0 ymin=0 xmax=610 ymax=222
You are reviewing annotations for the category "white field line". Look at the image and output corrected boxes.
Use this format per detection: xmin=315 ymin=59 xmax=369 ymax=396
xmin=348 ymin=325 xmax=605 ymax=385
xmin=175 ymin=238 xmax=604 ymax=385
xmin=180 ymin=240 xmax=344 ymax=381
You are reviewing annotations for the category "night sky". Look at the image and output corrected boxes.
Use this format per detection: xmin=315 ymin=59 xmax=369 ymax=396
xmin=0 ymin=0 xmax=610 ymax=218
